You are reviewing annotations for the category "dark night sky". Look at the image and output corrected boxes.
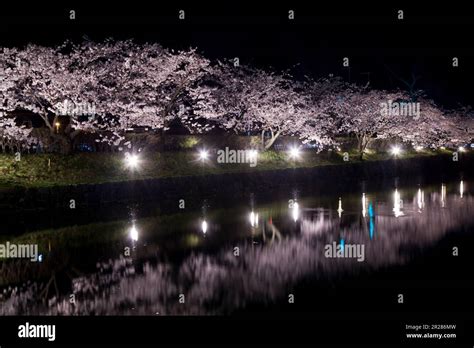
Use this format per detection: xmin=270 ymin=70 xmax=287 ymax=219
xmin=1 ymin=2 xmax=473 ymax=108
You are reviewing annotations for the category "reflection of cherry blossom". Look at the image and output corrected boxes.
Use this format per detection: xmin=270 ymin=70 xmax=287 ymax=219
xmin=1 ymin=192 xmax=473 ymax=315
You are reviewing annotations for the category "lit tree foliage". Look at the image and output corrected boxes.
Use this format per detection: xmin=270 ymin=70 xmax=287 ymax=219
xmin=0 ymin=41 xmax=472 ymax=155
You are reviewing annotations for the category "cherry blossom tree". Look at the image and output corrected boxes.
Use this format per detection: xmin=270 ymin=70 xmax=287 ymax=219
xmin=1 ymin=40 xmax=472 ymax=156
xmin=0 ymin=48 xmax=36 ymax=151
xmin=74 ymin=40 xmax=212 ymax=133
xmin=404 ymin=98 xmax=474 ymax=149
xmin=0 ymin=41 xmax=212 ymax=153
xmin=295 ymin=76 xmax=353 ymax=149
xmin=318 ymin=85 xmax=409 ymax=159
xmin=0 ymin=44 xmax=103 ymax=153
xmin=190 ymin=62 xmax=321 ymax=150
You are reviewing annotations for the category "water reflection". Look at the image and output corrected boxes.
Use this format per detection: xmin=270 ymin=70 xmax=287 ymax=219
xmin=441 ymin=183 xmax=446 ymax=208
xmin=249 ymin=211 xmax=258 ymax=228
xmin=337 ymin=198 xmax=343 ymax=218
xmin=291 ymin=201 xmax=300 ymax=222
xmin=201 ymin=220 xmax=208 ymax=235
xmin=362 ymin=193 xmax=367 ymax=218
xmin=262 ymin=218 xmax=282 ymax=243
xmin=417 ymin=188 xmax=425 ymax=212
xmin=368 ymin=202 xmax=375 ymax=240
xmin=129 ymin=225 xmax=139 ymax=242
xmin=393 ymin=189 xmax=404 ymax=217
xmin=1 ymin=180 xmax=473 ymax=315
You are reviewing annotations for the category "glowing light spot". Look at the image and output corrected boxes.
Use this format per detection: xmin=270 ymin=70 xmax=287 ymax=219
xmin=417 ymin=188 xmax=425 ymax=211
xmin=199 ymin=149 xmax=209 ymax=161
xmin=250 ymin=211 xmax=258 ymax=227
xmin=390 ymin=146 xmax=402 ymax=156
xmin=130 ymin=225 xmax=139 ymax=241
xmin=441 ymin=184 xmax=446 ymax=208
xmin=337 ymin=197 xmax=343 ymax=218
xmin=201 ymin=220 xmax=208 ymax=234
xmin=289 ymin=147 xmax=301 ymax=160
xmin=125 ymin=153 xmax=140 ymax=169
xmin=292 ymin=202 xmax=300 ymax=222
xmin=393 ymin=189 xmax=404 ymax=217
xmin=362 ymin=193 xmax=367 ymax=218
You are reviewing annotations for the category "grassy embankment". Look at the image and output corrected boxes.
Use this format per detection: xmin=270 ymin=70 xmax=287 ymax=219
xmin=0 ymin=148 xmax=451 ymax=189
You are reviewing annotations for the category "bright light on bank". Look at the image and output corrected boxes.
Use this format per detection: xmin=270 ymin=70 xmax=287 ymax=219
xmin=415 ymin=146 xmax=423 ymax=152
xmin=125 ymin=153 xmax=140 ymax=169
xmin=390 ymin=146 xmax=402 ymax=156
xmin=289 ymin=147 xmax=301 ymax=160
xmin=199 ymin=149 xmax=209 ymax=161
xmin=458 ymin=146 xmax=466 ymax=153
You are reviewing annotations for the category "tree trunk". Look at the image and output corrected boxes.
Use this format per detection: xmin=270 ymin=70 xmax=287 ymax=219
xmin=357 ymin=134 xmax=367 ymax=161
xmin=357 ymin=134 xmax=370 ymax=161
xmin=261 ymin=128 xmax=282 ymax=150
xmin=357 ymin=136 xmax=364 ymax=160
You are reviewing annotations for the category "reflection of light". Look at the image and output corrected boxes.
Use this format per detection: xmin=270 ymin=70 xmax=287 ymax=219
xmin=393 ymin=189 xmax=404 ymax=217
xmin=289 ymin=147 xmax=300 ymax=159
xmin=130 ymin=225 xmax=139 ymax=241
xmin=337 ymin=197 xmax=343 ymax=218
xmin=292 ymin=202 xmax=300 ymax=222
xmin=369 ymin=219 xmax=374 ymax=240
xmin=460 ymin=180 xmax=464 ymax=198
xmin=390 ymin=146 xmax=402 ymax=156
xmin=199 ymin=149 xmax=209 ymax=161
xmin=368 ymin=202 xmax=374 ymax=239
xmin=368 ymin=202 xmax=374 ymax=218
xmin=362 ymin=193 xmax=367 ymax=218
xmin=201 ymin=220 xmax=208 ymax=234
xmin=458 ymin=146 xmax=466 ymax=153
xmin=249 ymin=211 xmax=259 ymax=227
xmin=340 ymin=238 xmax=345 ymax=250
xmin=441 ymin=184 xmax=446 ymax=208
xmin=415 ymin=146 xmax=423 ymax=152
xmin=417 ymin=188 xmax=424 ymax=211
xmin=125 ymin=153 xmax=140 ymax=169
